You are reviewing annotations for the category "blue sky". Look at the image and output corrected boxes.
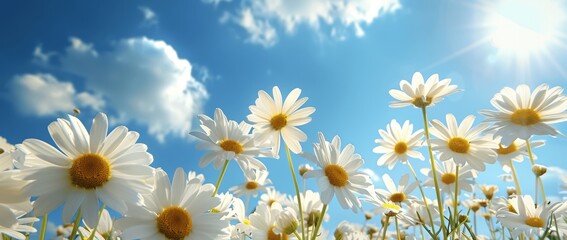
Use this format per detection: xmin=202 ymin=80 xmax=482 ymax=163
xmin=1 ymin=0 xmax=567 ymax=238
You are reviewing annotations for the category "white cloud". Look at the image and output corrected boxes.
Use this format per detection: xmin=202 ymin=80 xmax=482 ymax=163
xmin=201 ymin=0 xmax=231 ymax=7
xmin=139 ymin=6 xmax=158 ymax=26
xmin=545 ymin=167 xmax=567 ymax=192
xmin=32 ymin=45 xmax=55 ymax=64
xmin=9 ymin=73 xmax=104 ymax=116
xmin=216 ymin=0 xmax=401 ymax=47
xmin=48 ymin=37 xmax=207 ymax=142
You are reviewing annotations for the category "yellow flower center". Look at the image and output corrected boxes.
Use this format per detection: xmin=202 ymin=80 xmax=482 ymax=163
xmin=156 ymin=206 xmax=192 ymax=239
xmin=243 ymin=219 xmax=251 ymax=225
xmin=69 ymin=153 xmax=111 ymax=189
xmin=267 ymin=226 xmax=288 ymax=240
xmin=524 ymin=216 xmax=544 ymax=228
xmin=497 ymin=143 xmax=518 ymax=155
xmin=448 ymin=137 xmax=470 ymax=154
xmin=268 ymin=199 xmax=276 ymax=207
xmin=210 ymin=208 xmax=221 ymax=213
xmin=441 ymin=173 xmax=457 ymax=185
xmin=394 ymin=142 xmax=408 ymax=154
xmin=219 ymin=139 xmax=243 ymax=154
xmin=270 ymin=114 xmax=288 ymax=130
xmin=324 ymin=164 xmax=349 ymax=187
xmin=511 ymin=109 xmax=541 ymax=126
xmin=245 ymin=181 xmax=259 ymax=190
xmin=389 ymin=192 xmax=407 ymax=203
xmin=412 ymin=96 xmax=433 ymax=108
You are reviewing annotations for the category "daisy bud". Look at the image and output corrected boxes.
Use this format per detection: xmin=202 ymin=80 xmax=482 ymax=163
xmin=367 ymin=226 xmax=378 ymax=235
xmin=480 ymin=185 xmax=498 ymax=201
xmin=275 ymin=209 xmax=298 ymax=235
xmin=73 ymin=108 xmax=81 ymax=115
xmin=306 ymin=210 xmax=321 ymax=227
xmin=459 ymin=215 xmax=468 ymax=223
xmin=532 ymin=164 xmax=547 ymax=177
xmin=478 ymin=199 xmax=489 ymax=208
xmin=298 ymin=163 xmax=313 ymax=177
xmin=365 ymin=212 xmax=373 ymax=221
xmin=506 ymin=187 xmax=517 ymax=198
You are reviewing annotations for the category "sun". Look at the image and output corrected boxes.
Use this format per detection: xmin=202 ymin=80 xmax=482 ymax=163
xmin=486 ymin=0 xmax=565 ymax=54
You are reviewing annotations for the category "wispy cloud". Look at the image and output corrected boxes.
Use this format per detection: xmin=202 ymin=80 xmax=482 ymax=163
xmin=207 ymin=0 xmax=401 ymax=47
xmin=360 ymin=168 xmax=380 ymax=183
xmin=14 ymin=37 xmax=208 ymax=142
xmin=139 ymin=6 xmax=158 ymax=26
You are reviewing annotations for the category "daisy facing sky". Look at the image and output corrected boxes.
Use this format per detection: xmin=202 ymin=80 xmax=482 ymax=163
xmin=389 ymin=72 xmax=460 ymax=109
xmin=373 ymin=119 xmax=424 ymax=170
xmin=19 ymin=113 xmax=155 ymax=227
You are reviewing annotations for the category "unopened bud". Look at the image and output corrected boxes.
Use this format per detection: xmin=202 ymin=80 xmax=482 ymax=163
xmin=298 ymin=164 xmax=313 ymax=177
xmin=73 ymin=108 xmax=81 ymax=116
xmin=480 ymin=185 xmax=498 ymax=201
xmin=532 ymin=164 xmax=547 ymax=177
xmin=506 ymin=187 xmax=517 ymax=198
xmin=365 ymin=212 xmax=372 ymax=221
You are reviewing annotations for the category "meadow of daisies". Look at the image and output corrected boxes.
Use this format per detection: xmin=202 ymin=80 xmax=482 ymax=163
xmin=1 ymin=72 xmax=567 ymax=240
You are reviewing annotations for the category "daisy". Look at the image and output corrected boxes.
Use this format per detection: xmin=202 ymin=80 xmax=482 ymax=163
xmin=302 ymin=132 xmax=373 ymax=213
xmin=249 ymin=202 xmax=295 ymax=240
xmin=375 ymin=173 xmax=419 ymax=205
xmin=247 ymin=86 xmax=315 ymax=157
xmin=190 ymin=108 xmax=270 ymax=171
xmin=115 ymin=168 xmax=230 ymax=239
xmin=230 ymin=197 xmax=253 ymax=236
xmin=373 ymin=120 xmax=424 ymax=170
xmin=421 ymin=160 xmax=477 ymax=194
xmin=479 ymin=185 xmax=498 ymax=201
xmin=79 ymin=209 xmax=118 ymax=240
xmin=480 ymin=84 xmax=567 ymax=145
xmin=497 ymin=195 xmax=567 ymax=238
xmin=274 ymin=208 xmax=299 ymax=235
xmin=0 ymin=207 xmax=38 ymax=240
xmin=287 ymin=190 xmax=328 ymax=228
xmin=401 ymin=200 xmax=440 ymax=227
xmin=492 ymin=137 xmax=545 ymax=172
xmin=19 ymin=113 xmax=155 ymax=227
xmin=259 ymin=187 xmax=287 ymax=207
xmin=429 ymin=114 xmax=497 ymax=171
xmin=389 ymin=72 xmax=459 ymax=108
xmin=211 ymin=192 xmax=235 ymax=219
xmin=229 ymin=167 xmax=271 ymax=198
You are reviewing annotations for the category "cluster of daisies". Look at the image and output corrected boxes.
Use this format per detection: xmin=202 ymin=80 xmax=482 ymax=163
xmin=0 ymin=72 xmax=566 ymax=240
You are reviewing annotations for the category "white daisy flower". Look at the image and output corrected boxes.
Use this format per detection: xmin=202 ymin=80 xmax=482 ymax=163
xmin=0 ymin=207 xmax=38 ymax=240
xmin=230 ymin=197 xmax=253 ymax=236
xmin=375 ymin=173 xmax=418 ymax=205
xmin=79 ymin=209 xmax=118 ymax=240
xmin=249 ymin=202 xmax=296 ymax=240
xmin=259 ymin=187 xmax=287 ymax=207
xmin=287 ymin=190 xmax=329 ymax=228
xmin=373 ymin=120 xmax=424 ymax=170
xmin=211 ymin=192 xmax=235 ymax=219
xmin=401 ymin=200 xmax=440 ymax=227
xmin=298 ymin=163 xmax=314 ymax=177
xmin=492 ymin=137 xmax=545 ymax=172
xmin=429 ymin=114 xmax=497 ymax=171
xmin=274 ymin=208 xmax=299 ymax=235
xmin=389 ymin=72 xmax=459 ymax=108
xmin=0 ymin=136 xmax=16 ymax=171
xmin=302 ymin=132 xmax=373 ymax=213
xmin=480 ymin=84 xmax=567 ymax=145
xmin=421 ymin=160 xmax=477 ymax=194
xmin=229 ymin=167 xmax=271 ymax=198
xmin=247 ymin=86 xmax=315 ymax=157
xmin=497 ymin=195 xmax=567 ymax=238
xmin=115 ymin=168 xmax=230 ymax=239
xmin=190 ymin=108 xmax=270 ymax=171
xmin=19 ymin=113 xmax=155 ymax=227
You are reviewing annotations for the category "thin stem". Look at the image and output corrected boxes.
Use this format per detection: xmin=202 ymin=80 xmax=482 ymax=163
xmin=69 ymin=209 xmax=82 ymax=240
xmin=286 ymin=145 xmax=306 ymax=240
xmin=419 ymin=225 xmax=425 ymax=240
xmin=39 ymin=214 xmax=48 ymax=240
xmin=395 ymin=216 xmax=401 ymax=240
xmin=509 ymin=159 xmax=522 ymax=195
xmin=452 ymin=166 xmax=460 ymax=239
xmin=311 ymin=204 xmax=327 ymax=240
xmin=473 ymin=212 xmax=477 ymax=236
xmin=87 ymin=204 xmax=106 ymax=240
xmin=381 ymin=216 xmax=390 ymax=240
xmin=407 ymin=161 xmax=436 ymax=233
xmin=293 ymin=231 xmax=302 ymax=240
xmin=525 ymin=140 xmax=546 ymax=203
xmin=212 ymin=160 xmax=230 ymax=197
xmin=535 ymin=176 xmax=539 ymax=206
xmin=420 ymin=106 xmax=446 ymax=239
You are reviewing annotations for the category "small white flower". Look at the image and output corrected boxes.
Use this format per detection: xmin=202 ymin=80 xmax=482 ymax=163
xmin=421 ymin=160 xmax=477 ymax=194
xmin=375 ymin=173 xmax=418 ymax=205
xmin=247 ymin=86 xmax=315 ymax=157
xmin=274 ymin=208 xmax=299 ymax=235
xmin=373 ymin=120 xmax=424 ymax=170
xmin=259 ymin=188 xmax=287 ymax=207
xmin=229 ymin=167 xmax=271 ymax=198
xmin=79 ymin=209 xmax=118 ymax=240
xmin=389 ymin=72 xmax=459 ymax=108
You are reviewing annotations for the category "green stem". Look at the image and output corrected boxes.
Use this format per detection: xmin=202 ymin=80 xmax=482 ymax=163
xmin=381 ymin=216 xmax=390 ymax=240
xmin=535 ymin=176 xmax=539 ymax=206
xmin=452 ymin=165 xmax=460 ymax=239
xmin=293 ymin=231 xmax=302 ymax=240
xmin=311 ymin=204 xmax=327 ymax=240
xmin=87 ymin=204 xmax=106 ymax=240
xmin=509 ymin=159 xmax=522 ymax=195
xmin=212 ymin=160 xmax=230 ymax=197
xmin=69 ymin=209 xmax=82 ymax=240
xmin=395 ymin=216 xmax=401 ymax=240
xmin=286 ymin=145 xmax=306 ymax=240
xmin=39 ymin=214 xmax=48 ymax=240
xmin=525 ymin=140 xmax=546 ymax=203
xmin=419 ymin=225 xmax=425 ymax=240
xmin=407 ymin=161 xmax=436 ymax=233
xmin=420 ymin=106 xmax=446 ymax=239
